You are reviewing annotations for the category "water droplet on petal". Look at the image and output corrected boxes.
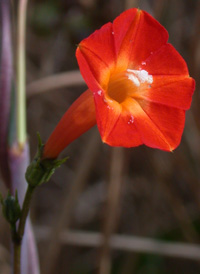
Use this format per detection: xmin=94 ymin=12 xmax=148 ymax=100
xmin=141 ymin=61 xmax=146 ymax=65
xmin=128 ymin=115 xmax=134 ymax=124
xmin=107 ymin=105 xmax=113 ymax=110
xmin=97 ymin=90 xmax=102 ymax=96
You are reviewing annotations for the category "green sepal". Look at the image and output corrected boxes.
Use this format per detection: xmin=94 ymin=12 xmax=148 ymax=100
xmin=25 ymin=133 xmax=68 ymax=187
xmin=0 ymin=190 xmax=21 ymax=225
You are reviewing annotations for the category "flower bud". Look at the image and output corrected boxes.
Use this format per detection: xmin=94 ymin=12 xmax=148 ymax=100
xmin=0 ymin=191 xmax=21 ymax=225
xmin=25 ymin=133 xmax=68 ymax=187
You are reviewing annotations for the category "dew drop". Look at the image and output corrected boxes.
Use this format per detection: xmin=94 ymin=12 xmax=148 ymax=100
xmin=107 ymin=105 xmax=113 ymax=110
xmin=112 ymin=31 xmax=114 ymax=35
xmin=97 ymin=90 xmax=102 ymax=96
xmin=141 ymin=61 xmax=146 ymax=65
xmin=128 ymin=115 xmax=134 ymax=124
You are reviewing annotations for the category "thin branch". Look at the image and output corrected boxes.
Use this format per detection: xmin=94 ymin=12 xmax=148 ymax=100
xmin=35 ymin=227 xmax=200 ymax=261
xmin=99 ymin=147 xmax=125 ymax=274
xmin=27 ymin=70 xmax=85 ymax=97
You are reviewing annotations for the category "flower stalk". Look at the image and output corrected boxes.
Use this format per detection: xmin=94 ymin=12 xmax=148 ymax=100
xmin=13 ymin=184 xmax=34 ymax=274
xmin=1 ymin=135 xmax=67 ymax=274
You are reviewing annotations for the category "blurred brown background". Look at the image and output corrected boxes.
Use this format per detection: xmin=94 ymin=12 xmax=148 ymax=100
xmin=1 ymin=0 xmax=200 ymax=273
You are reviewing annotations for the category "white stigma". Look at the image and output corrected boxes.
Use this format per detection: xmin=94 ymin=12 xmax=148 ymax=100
xmin=126 ymin=69 xmax=153 ymax=86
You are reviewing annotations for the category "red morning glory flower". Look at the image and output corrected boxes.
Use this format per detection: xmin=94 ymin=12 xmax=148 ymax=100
xmin=43 ymin=8 xmax=195 ymax=159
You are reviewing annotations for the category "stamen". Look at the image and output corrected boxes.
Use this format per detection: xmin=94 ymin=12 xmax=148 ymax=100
xmin=106 ymin=69 xmax=153 ymax=104
xmin=127 ymin=69 xmax=153 ymax=86
xmin=126 ymin=73 xmax=140 ymax=87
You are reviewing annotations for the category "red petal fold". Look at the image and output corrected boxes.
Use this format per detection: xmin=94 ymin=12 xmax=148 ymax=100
xmin=76 ymin=22 xmax=115 ymax=90
xmin=93 ymin=91 xmax=121 ymax=142
xmin=137 ymin=76 xmax=195 ymax=110
xmin=112 ymin=8 xmax=138 ymax=56
xmin=99 ymin=96 xmax=183 ymax=151
xmin=138 ymin=44 xmax=189 ymax=75
xmin=114 ymin=9 xmax=168 ymax=68
xmin=76 ymin=47 xmax=102 ymax=92
xmin=43 ymin=90 xmax=96 ymax=159
xmin=94 ymin=93 xmax=142 ymax=147
xmin=102 ymin=110 xmax=142 ymax=148
xmin=137 ymin=99 xmax=186 ymax=150
xmin=79 ymin=22 xmax=115 ymax=68
xmin=121 ymin=98 xmax=184 ymax=151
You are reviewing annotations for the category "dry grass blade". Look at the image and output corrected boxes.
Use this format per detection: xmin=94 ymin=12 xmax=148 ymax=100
xmin=99 ymin=147 xmax=125 ymax=274
xmin=41 ymin=129 xmax=101 ymax=274
xmin=35 ymin=227 xmax=200 ymax=261
xmin=27 ymin=70 xmax=85 ymax=97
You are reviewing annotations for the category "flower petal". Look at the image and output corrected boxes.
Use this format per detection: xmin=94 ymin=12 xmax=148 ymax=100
xmin=114 ymin=9 xmax=168 ymax=68
xmin=136 ymin=99 xmax=186 ymax=150
xmin=123 ymin=98 xmax=183 ymax=151
xmin=136 ymin=75 xmax=195 ymax=110
xmin=76 ymin=22 xmax=115 ymax=90
xmin=112 ymin=8 xmax=139 ymax=67
xmin=43 ymin=90 xmax=96 ymax=159
xmin=138 ymin=44 xmax=189 ymax=76
xmin=102 ymin=110 xmax=142 ymax=147
xmin=93 ymin=91 xmax=122 ymax=143
xmin=76 ymin=46 xmax=102 ymax=92
xmin=99 ymin=96 xmax=178 ymax=150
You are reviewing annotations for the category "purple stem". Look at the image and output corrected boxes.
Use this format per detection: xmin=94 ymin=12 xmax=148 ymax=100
xmin=0 ymin=0 xmax=12 ymax=187
xmin=9 ymin=142 xmax=40 ymax=274
xmin=0 ymin=1 xmax=40 ymax=273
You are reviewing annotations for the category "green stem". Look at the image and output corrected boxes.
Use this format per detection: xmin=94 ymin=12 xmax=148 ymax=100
xmin=17 ymin=0 xmax=28 ymax=147
xmin=18 ymin=185 xmax=35 ymax=239
xmin=14 ymin=242 xmax=21 ymax=274
xmin=13 ymin=185 xmax=35 ymax=274
xmin=11 ymin=137 xmax=66 ymax=273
